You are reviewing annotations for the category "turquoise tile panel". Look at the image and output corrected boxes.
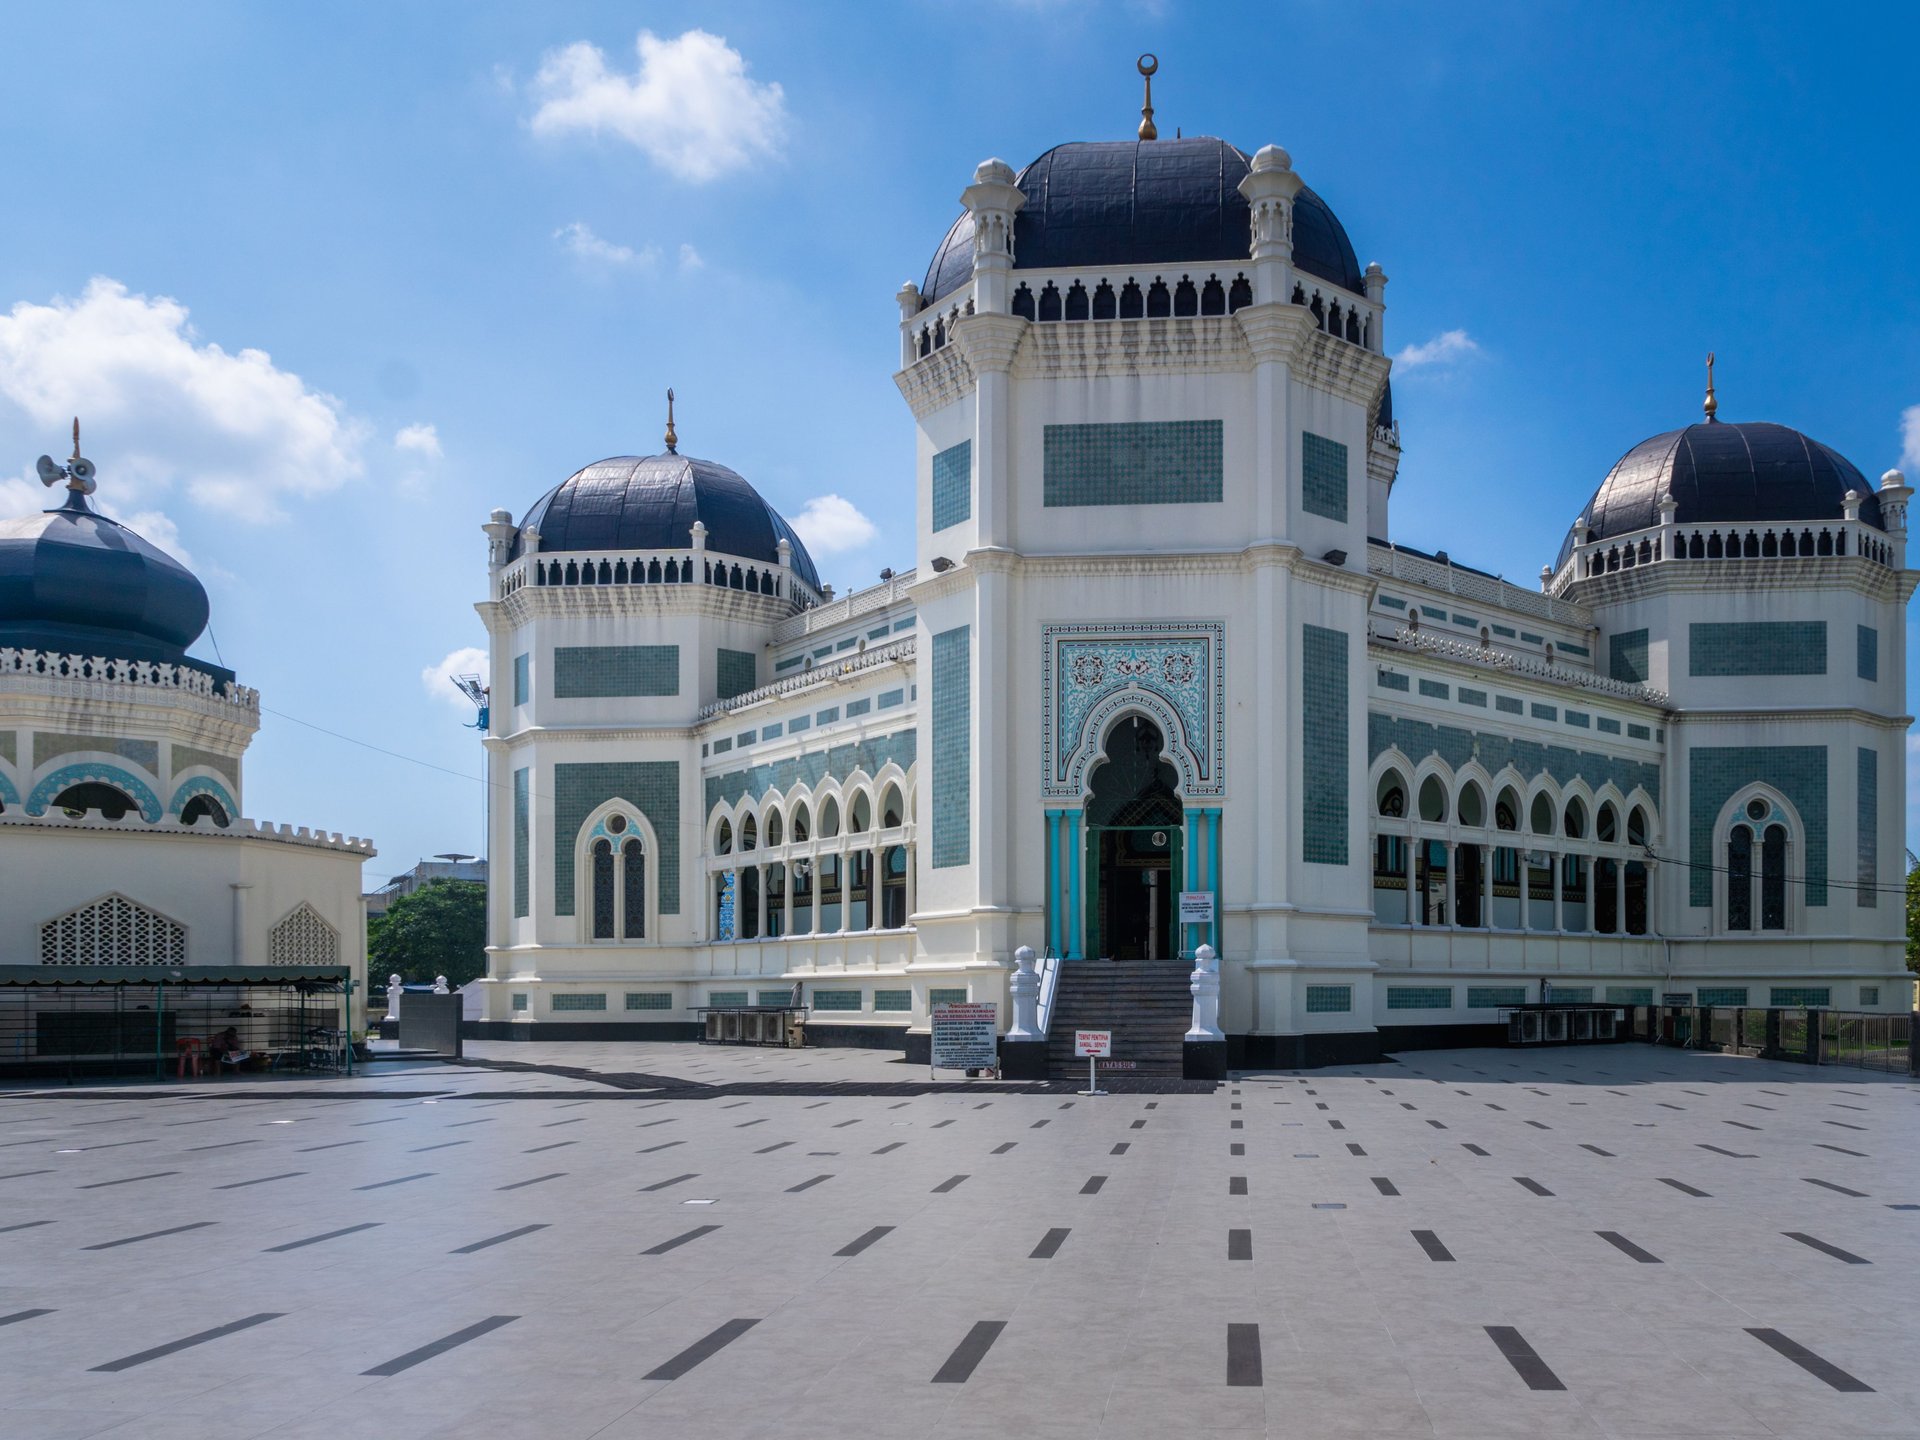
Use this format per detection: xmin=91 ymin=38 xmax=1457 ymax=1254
xmin=1386 ymin=986 xmax=1452 ymax=1010
xmin=1304 ymin=985 xmax=1351 ymax=1014
xmin=512 ymin=768 xmax=530 ymax=918
xmin=554 ymin=645 xmax=678 ymax=698
xmin=552 ymin=994 xmax=606 ymax=1011
xmin=845 ymin=697 xmax=872 ymax=717
xmin=1857 ymin=624 xmax=1878 ymax=681
xmin=1302 ymin=431 xmax=1349 ymax=522
xmin=1302 ymin=625 xmax=1348 ymax=866
xmin=1458 ymin=688 xmax=1487 ymax=707
xmin=702 ymin=729 xmax=918 ymax=812
xmin=626 ymin=992 xmax=672 ymax=1010
xmin=1417 ymin=679 xmax=1449 ymax=700
xmin=931 ymin=439 xmax=972 ymax=532
xmin=1687 ymin=746 xmax=1826 ymax=907
xmin=1377 ymin=670 xmax=1409 ymax=692
xmin=1606 ymin=986 xmax=1653 ymax=1005
xmin=931 ymin=626 xmax=972 ymax=867
xmin=873 ymin=989 xmax=911 ymax=1013
xmin=513 ymin=653 xmax=529 ymax=706
xmin=554 ymin=761 xmax=680 ymax=915
xmin=1495 ymin=695 xmax=1523 ymax=715
xmin=716 ymin=648 xmax=757 ymax=702
xmin=812 ymin=990 xmax=861 ymax=1012
xmin=1467 ymin=986 xmax=1527 ymax=1008
xmin=1770 ymin=986 xmax=1831 ymax=1008
xmin=1043 ymin=421 xmax=1223 ymax=507
xmin=1367 ymin=712 xmax=1661 ymax=805
xmin=1689 ymin=621 xmax=1826 ymax=676
xmin=1857 ymin=747 xmax=1877 ymax=909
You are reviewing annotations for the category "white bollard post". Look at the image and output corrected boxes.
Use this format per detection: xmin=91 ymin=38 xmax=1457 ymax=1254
xmin=384 ymin=973 xmax=403 ymax=1023
xmin=432 ymin=975 xmax=450 ymax=995
xmin=1006 ymin=946 xmax=1040 ymax=1040
xmin=1187 ymin=944 xmax=1223 ymax=1041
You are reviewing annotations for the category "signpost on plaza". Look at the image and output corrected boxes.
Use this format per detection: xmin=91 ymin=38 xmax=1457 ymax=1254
xmin=931 ymin=1001 xmax=999 ymax=1080
xmin=1075 ymin=1029 xmax=1112 ymax=1096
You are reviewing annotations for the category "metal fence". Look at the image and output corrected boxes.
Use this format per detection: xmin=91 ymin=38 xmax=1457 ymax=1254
xmin=1817 ymin=1010 xmax=1914 ymax=1075
xmin=0 ymin=980 xmax=351 ymax=1082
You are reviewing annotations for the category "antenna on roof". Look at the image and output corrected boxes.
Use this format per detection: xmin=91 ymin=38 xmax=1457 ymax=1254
xmin=1703 ymin=352 xmax=1718 ymax=423
xmin=664 ymin=387 xmax=678 ymax=453
xmin=1137 ymin=54 xmax=1158 ymax=141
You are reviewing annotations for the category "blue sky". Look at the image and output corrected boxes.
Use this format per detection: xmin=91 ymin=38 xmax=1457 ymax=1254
xmin=2 ymin=1 xmax=1915 ymax=885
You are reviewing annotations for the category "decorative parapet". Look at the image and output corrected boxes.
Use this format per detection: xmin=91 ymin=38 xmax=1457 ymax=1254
xmin=0 ymin=647 xmax=258 ymax=713
xmin=0 ymin=807 xmax=375 ymax=854
xmin=1368 ymin=544 xmax=1588 ymax=628
xmin=698 ymin=637 xmax=915 ymax=721
xmin=769 ymin=570 xmax=918 ymax=645
xmin=1370 ymin=624 xmax=1669 ymax=708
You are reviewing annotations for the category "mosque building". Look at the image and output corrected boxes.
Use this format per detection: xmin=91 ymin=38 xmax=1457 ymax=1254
xmin=475 ymin=69 xmax=1912 ymax=1069
xmin=0 ymin=430 xmax=372 ymax=1068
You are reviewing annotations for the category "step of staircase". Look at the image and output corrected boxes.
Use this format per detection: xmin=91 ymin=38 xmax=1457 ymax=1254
xmin=1047 ymin=958 xmax=1193 ymax=1078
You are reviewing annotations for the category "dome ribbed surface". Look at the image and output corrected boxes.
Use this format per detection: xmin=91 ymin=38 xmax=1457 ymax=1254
xmin=512 ymin=453 xmax=821 ymax=592
xmin=921 ymin=137 xmax=1364 ymax=305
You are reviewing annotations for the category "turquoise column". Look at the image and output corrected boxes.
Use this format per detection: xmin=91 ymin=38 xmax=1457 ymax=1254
xmin=1067 ymin=811 xmax=1083 ymax=958
xmin=1207 ymin=808 xmax=1222 ymax=955
xmin=1184 ymin=811 xmax=1200 ymax=957
xmin=1045 ymin=810 xmax=1062 ymax=956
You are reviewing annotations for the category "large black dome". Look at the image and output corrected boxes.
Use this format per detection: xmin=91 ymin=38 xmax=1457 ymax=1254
xmin=921 ymin=137 xmax=1364 ymax=306
xmin=0 ymin=492 xmax=215 ymax=670
xmin=513 ymin=453 xmax=821 ymax=593
xmin=1562 ymin=421 xmax=1883 ymax=567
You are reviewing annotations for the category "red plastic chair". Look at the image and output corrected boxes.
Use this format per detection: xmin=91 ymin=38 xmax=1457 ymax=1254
xmin=175 ymin=1037 xmax=206 ymax=1078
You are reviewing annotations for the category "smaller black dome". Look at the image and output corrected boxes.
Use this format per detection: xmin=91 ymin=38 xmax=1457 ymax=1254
xmin=513 ymin=453 xmax=821 ymax=593
xmin=1562 ymin=420 xmax=1883 ymax=568
xmin=921 ymin=137 xmax=1364 ymax=306
xmin=0 ymin=492 xmax=215 ymax=670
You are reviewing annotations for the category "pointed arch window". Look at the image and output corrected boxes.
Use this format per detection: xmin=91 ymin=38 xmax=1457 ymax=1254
xmin=1760 ymin=824 xmax=1787 ymax=931
xmin=1726 ymin=825 xmax=1753 ymax=931
xmin=591 ymin=839 xmax=616 ymax=939
xmin=622 ymin=839 xmax=646 ymax=939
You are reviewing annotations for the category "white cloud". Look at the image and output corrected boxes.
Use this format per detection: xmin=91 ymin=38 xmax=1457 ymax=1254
xmin=393 ymin=422 xmax=442 ymax=460
xmin=422 ymin=646 xmax=490 ymax=711
xmin=1394 ymin=329 xmax=1481 ymax=372
xmin=530 ymin=29 xmax=787 ymax=183
xmin=789 ymin=494 xmax=877 ymax=556
xmin=554 ymin=221 xmax=659 ymax=268
xmin=0 ymin=278 xmax=366 ymax=523
xmin=1900 ymin=404 xmax=1920 ymax=474
xmin=678 ymin=243 xmax=704 ymax=272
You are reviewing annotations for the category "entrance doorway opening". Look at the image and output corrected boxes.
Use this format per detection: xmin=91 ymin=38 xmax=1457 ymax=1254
xmin=1085 ymin=715 xmax=1183 ymax=960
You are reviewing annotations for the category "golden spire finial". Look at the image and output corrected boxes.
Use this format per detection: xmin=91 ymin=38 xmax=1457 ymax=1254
xmin=1137 ymin=54 xmax=1158 ymax=141
xmin=1703 ymin=352 xmax=1717 ymax=422
xmin=72 ymin=417 xmax=80 ymax=460
xmin=664 ymin=387 xmax=677 ymax=453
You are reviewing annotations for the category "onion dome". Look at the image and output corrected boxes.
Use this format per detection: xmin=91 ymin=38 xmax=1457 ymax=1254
xmin=511 ymin=452 xmax=821 ymax=593
xmin=1561 ymin=420 xmax=1883 ymax=567
xmin=0 ymin=443 xmax=216 ymax=673
xmin=921 ymin=136 xmax=1364 ymax=307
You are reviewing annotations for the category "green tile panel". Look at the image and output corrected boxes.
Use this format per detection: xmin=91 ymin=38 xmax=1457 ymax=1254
xmin=1304 ymin=985 xmax=1351 ymax=1014
xmin=1458 ymin=688 xmax=1487 ymax=707
xmin=1857 ymin=624 xmax=1878 ymax=681
xmin=703 ymin=729 xmax=918 ymax=813
xmin=1301 ymin=625 xmax=1348 ymax=865
xmin=1495 ymin=696 xmax=1523 ymax=715
xmin=1367 ymin=712 xmax=1661 ymax=805
xmin=626 ymin=993 xmax=672 ymax=1010
xmin=554 ymin=645 xmax=679 ymax=698
xmin=554 ymin=761 xmax=680 ymax=915
xmin=873 ymin=989 xmax=912 ymax=1013
xmin=1377 ymin=670 xmax=1409 ymax=692
xmin=717 ymin=649 xmax=757 ymax=702
xmin=513 ymin=653 xmax=529 ymax=706
xmin=812 ymin=990 xmax=861 ymax=1012
xmin=1385 ymin=986 xmax=1452 ymax=1010
xmin=709 ymin=991 xmax=749 ymax=1007
xmin=931 ymin=626 xmax=971 ymax=868
xmin=1043 ymin=420 xmax=1223 ymax=507
xmin=1544 ymin=986 xmax=1592 ymax=1003
xmin=928 ymin=988 xmax=968 ymax=1007
xmin=512 ymin=768 xmax=530 ymax=918
xmin=1302 ymin=431 xmax=1349 ymax=521
xmin=1606 ymin=987 xmax=1653 ymax=1005
xmin=1417 ymin=679 xmax=1449 ymax=699
xmin=34 ymin=732 xmax=159 ymax=772
xmin=931 ymin=439 xmax=972 ymax=531
xmin=552 ymin=994 xmax=607 ymax=1012
xmin=1857 ymin=747 xmax=1877 ymax=909
xmin=170 ymin=745 xmax=239 ymax=785
xmin=1689 ymin=621 xmax=1826 ymax=677
xmin=1687 ymin=746 xmax=1826 ymax=906
xmin=511 ymin=992 xmax=528 ymax=1011
xmin=1467 ymin=986 xmax=1527 ymax=1008
xmin=1696 ymin=986 xmax=1748 ymax=1007
xmin=1769 ymin=987 xmax=1831 ymax=1009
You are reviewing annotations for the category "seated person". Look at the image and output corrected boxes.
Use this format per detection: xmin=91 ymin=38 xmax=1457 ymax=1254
xmin=211 ymin=1025 xmax=253 ymax=1070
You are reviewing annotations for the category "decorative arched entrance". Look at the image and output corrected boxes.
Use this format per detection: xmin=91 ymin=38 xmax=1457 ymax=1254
xmin=1084 ymin=715 xmax=1184 ymax=960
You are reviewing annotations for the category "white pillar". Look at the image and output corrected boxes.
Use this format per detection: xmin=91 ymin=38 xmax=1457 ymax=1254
xmin=1187 ymin=944 xmax=1223 ymax=1041
xmin=1480 ymin=844 xmax=1491 ymax=928
xmin=1553 ymin=851 xmax=1565 ymax=933
xmin=1007 ymin=946 xmax=1040 ymax=1040
xmin=229 ymin=882 xmax=251 ymax=964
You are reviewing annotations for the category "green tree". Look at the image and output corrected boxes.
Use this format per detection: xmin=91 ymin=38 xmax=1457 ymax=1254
xmin=369 ymin=879 xmax=487 ymax=988
xmin=1907 ymin=855 xmax=1920 ymax=976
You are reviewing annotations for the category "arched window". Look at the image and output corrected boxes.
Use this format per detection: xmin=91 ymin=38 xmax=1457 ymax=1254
xmin=1417 ymin=776 xmax=1448 ymax=824
xmin=55 ymin=782 xmax=137 ymax=821
xmin=1627 ymin=806 xmax=1648 ymax=847
xmin=1038 ymin=282 xmax=1061 ymax=322
xmin=819 ymin=796 xmax=841 ymax=838
xmin=1228 ymin=274 xmax=1252 ymax=310
xmin=1146 ymin=279 xmax=1171 ymax=317
xmin=1596 ymin=803 xmax=1619 ymax=844
xmin=41 ymin=894 xmax=186 ymax=965
xmin=1530 ymin=794 xmax=1555 ymax=835
xmin=622 ymin=839 xmax=645 ymax=939
xmin=881 ymin=785 xmax=904 ymax=829
xmin=715 ymin=817 xmax=733 ymax=855
xmin=765 ymin=809 xmax=784 ymax=847
xmin=882 ymin=845 xmax=908 ymax=927
xmin=740 ymin=815 xmax=757 ymax=852
xmin=1494 ymin=790 xmax=1521 ymax=831
xmin=1119 ymin=280 xmax=1144 ymax=318
xmin=1726 ymin=825 xmax=1753 ymax=931
xmin=765 ymin=861 xmax=785 ymax=938
xmin=1092 ymin=281 xmax=1116 ymax=319
xmin=791 ymin=802 xmax=810 ymax=843
xmin=270 ymin=902 xmax=340 ymax=966
xmin=591 ymin=839 xmax=615 ymax=939
xmin=1562 ymin=797 xmax=1587 ymax=840
xmin=1457 ymin=782 xmax=1485 ymax=828
xmin=180 ymin=794 xmax=230 ymax=828
xmin=849 ymin=792 xmax=871 ymax=833
xmin=1173 ymin=277 xmax=1198 ymax=315
xmin=1064 ymin=281 xmax=1088 ymax=320
xmin=1200 ymin=276 xmax=1226 ymax=314
xmin=1761 ymin=824 xmax=1787 ymax=930
xmin=1376 ymin=771 xmax=1406 ymax=817
xmin=1012 ymin=284 xmax=1035 ymax=320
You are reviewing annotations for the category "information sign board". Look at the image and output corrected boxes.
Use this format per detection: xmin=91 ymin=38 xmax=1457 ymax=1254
xmin=1074 ymin=1030 xmax=1112 ymax=1058
xmin=1177 ymin=891 xmax=1215 ymax=925
xmin=931 ymin=1002 xmax=998 ymax=1071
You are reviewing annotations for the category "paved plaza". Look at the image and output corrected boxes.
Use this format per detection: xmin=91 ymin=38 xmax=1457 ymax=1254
xmin=3 ymin=1042 xmax=1919 ymax=1438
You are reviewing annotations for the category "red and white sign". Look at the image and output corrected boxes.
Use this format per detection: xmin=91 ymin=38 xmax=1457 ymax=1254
xmin=1074 ymin=1030 xmax=1112 ymax=1058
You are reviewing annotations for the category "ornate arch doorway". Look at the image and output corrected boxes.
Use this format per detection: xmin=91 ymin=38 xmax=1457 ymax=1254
xmin=1085 ymin=715 xmax=1184 ymax=960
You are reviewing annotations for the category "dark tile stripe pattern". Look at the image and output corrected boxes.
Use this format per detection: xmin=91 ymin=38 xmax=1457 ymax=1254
xmin=643 ymin=1225 xmax=721 ymax=1256
xmin=264 ymin=1222 xmax=379 ymax=1253
xmin=1412 ymin=1230 xmax=1454 ymax=1261
xmin=363 ymin=1315 xmax=519 ymax=1377
xmin=1226 ymin=1323 xmax=1263 ymax=1387
xmin=1746 ymin=1328 xmax=1873 ymax=1392
xmin=92 ymin=1312 xmax=283 ymax=1372
xmin=1030 ymin=1228 xmax=1070 ymax=1259
xmin=835 ymin=1226 xmax=893 ymax=1257
xmin=1782 ymin=1231 xmax=1869 ymax=1264
xmin=1596 ymin=1231 xmax=1661 ymax=1263
xmin=931 ymin=1320 xmax=1006 ymax=1383
xmin=1486 ymin=1326 xmax=1564 ymax=1390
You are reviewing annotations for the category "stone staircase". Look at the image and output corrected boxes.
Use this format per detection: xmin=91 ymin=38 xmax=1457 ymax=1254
xmin=1046 ymin=958 xmax=1193 ymax=1079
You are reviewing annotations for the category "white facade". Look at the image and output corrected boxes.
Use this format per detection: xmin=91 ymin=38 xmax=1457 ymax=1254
xmin=478 ymin=135 xmax=1911 ymax=1059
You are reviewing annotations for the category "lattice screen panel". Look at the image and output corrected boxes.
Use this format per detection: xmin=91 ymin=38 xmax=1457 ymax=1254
xmin=268 ymin=903 xmax=340 ymax=967
xmin=42 ymin=895 xmax=187 ymax=965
